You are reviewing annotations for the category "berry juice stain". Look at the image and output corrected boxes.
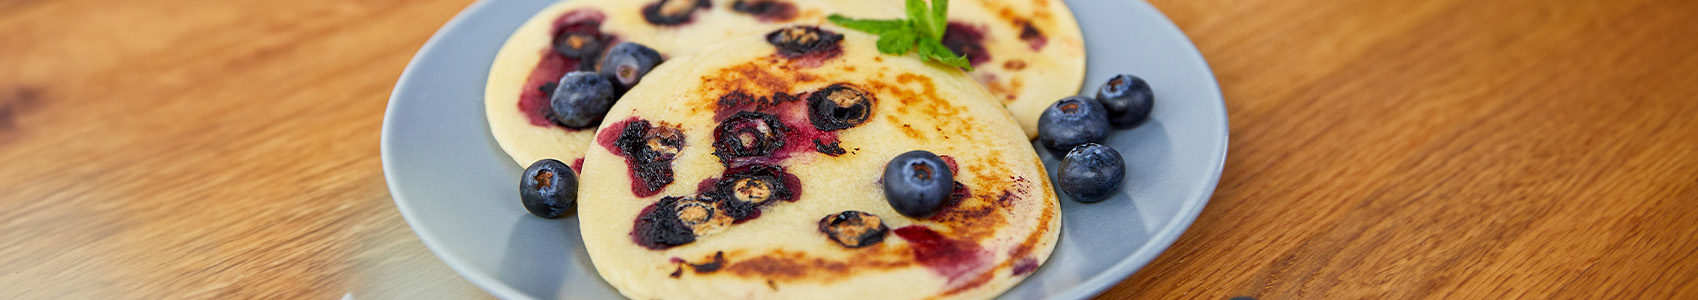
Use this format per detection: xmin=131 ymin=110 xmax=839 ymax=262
xmin=938 ymin=155 xmax=959 ymax=174
xmin=893 ymin=225 xmax=988 ymax=283
xmin=941 ymin=22 xmax=990 ymax=67
xmin=1017 ymin=20 xmax=1047 ymax=51
xmin=1011 ymin=257 xmax=1039 ymax=276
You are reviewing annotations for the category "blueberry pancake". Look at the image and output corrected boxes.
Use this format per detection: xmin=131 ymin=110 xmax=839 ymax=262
xmin=827 ymin=0 xmax=1086 ymax=138
xmin=486 ymin=0 xmax=843 ymax=168
xmin=576 ymin=27 xmax=1060 ymax=300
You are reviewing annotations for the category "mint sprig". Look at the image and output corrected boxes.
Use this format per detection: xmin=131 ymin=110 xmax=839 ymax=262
xmin=828 ymin=0 xmax=972 ymax=70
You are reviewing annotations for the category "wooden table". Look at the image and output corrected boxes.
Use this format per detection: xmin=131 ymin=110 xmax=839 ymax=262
xmin=2 ymin=0 xmax=1694 ymax=298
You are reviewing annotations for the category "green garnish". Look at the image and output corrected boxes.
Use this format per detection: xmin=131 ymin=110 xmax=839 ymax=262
xmin=828 ymin=0 xmax=972 ymax=70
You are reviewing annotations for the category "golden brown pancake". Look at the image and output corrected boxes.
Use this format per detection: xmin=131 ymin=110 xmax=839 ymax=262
xmin=576 ymin=27 xmax=1060 ymax=300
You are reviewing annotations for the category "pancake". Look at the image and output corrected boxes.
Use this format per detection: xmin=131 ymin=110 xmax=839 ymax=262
xmin=576 ymin=27 xmax=1060 ymax=300
xmin=825 ymin=0 xmax=1086 ymax=138
xmin=486 ymin=0 xmax=846 ymax=168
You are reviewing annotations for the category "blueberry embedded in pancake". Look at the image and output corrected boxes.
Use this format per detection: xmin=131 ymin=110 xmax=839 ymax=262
xmin=711 ymin=111 xmax=792 ymax=166
xmin=642 ymin=0 xmax=710 ymax=26
xmin=550 ymin=11 xmax=613 ymax=64
xmin=594 ymin=117 xmax=686 ymax=198
xmin=806 ymin=83 xmax=876 ymax=131
xmin=766 ymin=25 xmax=846 ymax=67
xmin=577 ymin=28 xmax=1059 ymax=300
xmin=711 ymin=163 xmax=802 ymax=217
xmin=732 ymin=0 xmax=800 ymax=22
xmin=632 ymin=195 xmax=732 ymax=250
xmin=818 ymin=211 xmax=890 ymax=248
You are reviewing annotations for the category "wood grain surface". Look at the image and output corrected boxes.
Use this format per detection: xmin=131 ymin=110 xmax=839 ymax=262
xmin=1 ymin=0 xmax=1694 ymax=299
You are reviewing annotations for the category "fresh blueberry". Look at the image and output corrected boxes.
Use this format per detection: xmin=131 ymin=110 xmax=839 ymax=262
xmin=1058 ymin=143 xmax=1124 ymax=203
xmin=1037 ymin=96 xmax=1110 ymax=152
xmin=883 ymin=150 xmax=954 ymax=218
xmin=1095 ymin=74 xmax=1154 ymax=127
xmin=548 ymin=71 xmax=617 ymax=128
xmin=520 ymin=158 xmax=578 ymax=218
xmin=599 ymin=42 xmax=663 ymax=92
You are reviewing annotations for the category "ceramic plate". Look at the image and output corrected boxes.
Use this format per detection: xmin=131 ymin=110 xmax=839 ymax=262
xmin=381 ymin=0 xmax=1226 ymax=298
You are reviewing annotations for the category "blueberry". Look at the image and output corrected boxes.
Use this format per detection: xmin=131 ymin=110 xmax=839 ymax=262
xmin=520 ymin=159 xmax=578 ymax=218
xmin=1095 ymin=74 xmax=1154 ymax=127
xmin=807 ymin=83 xmax=875 ymax=131
xmin=642 ymin=0 xmax=707 ymax=26
xmin=599 ymin=42 xmax=663 ymax=92
xmin=731 ymin=0 xmax=798 ymax=22
xmin=553 ymin=31 xmax=605 ymax=60
xmin=1037 ymin=96 xmax=1110 ymax=152
xmin=613 ymin=120 xmax=684 ymax=194
xmin=712 ymin=111 xmax=790 ymax=164
xmin=548 ymin=71 xmax=617 ymax=128
xmin=766 ymin=25 xmax=843 ymax=57
xmin=1058 ymin=143 xmax=1124 ymax=203
xmin=633 ymin=196 xmax=715 ymax=249
xmin=882 ymin=150 xmax=954 ymax=218
xmin=818 ymin=211 xmax=888 ymax=248
xmin=671 ymin=197 xmax=731 ymax=236
xmin=616 ymin=120 xmax=686 ymax=162
xmin=712 ymin=164 xmax=798 ymax=220
xmin=550 ymin=14 xmax=608 ymax=62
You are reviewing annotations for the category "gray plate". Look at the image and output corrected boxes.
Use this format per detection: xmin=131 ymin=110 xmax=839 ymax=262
xmin=380 ymin=0 xmax=1226 ymax=298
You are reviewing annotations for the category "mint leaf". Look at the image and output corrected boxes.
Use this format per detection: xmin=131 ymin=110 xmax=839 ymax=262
xmin=829 ymin=0 xmax=972 ymax=70
xmin=930 ymin=0 xmax=948 ymax=37
xmin=877 ymin=29 xmax=918 ymax=55
xmin=827 ymin=15 xmax=908 ymax=34
xmin=906 ymin=0 xmax=936 ymax=38
xmin=919 ymin=38 xmax=972 ymax=69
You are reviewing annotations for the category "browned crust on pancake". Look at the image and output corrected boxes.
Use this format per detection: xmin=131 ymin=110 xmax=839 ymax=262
xmin=693 ymin=55 xmax=980 ymax=142
xmin=862 ymin=73 xmax=976 ymax=141
xmin=936 ymin=186 xmax=1055 ymax=298
xmin=988 ymin=0 xmax=1055 ymax=28
xmin=723 ymin=248 xmax=913 ymax=283
xmin=690 ymin=56 xmax=823 ymax=115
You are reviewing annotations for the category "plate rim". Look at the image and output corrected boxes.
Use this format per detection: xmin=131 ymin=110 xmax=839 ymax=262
xmin=380 ymin=0 xmax=537 ymax=298
xmin=379 ymin=0 xmax=1228 ymax=299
